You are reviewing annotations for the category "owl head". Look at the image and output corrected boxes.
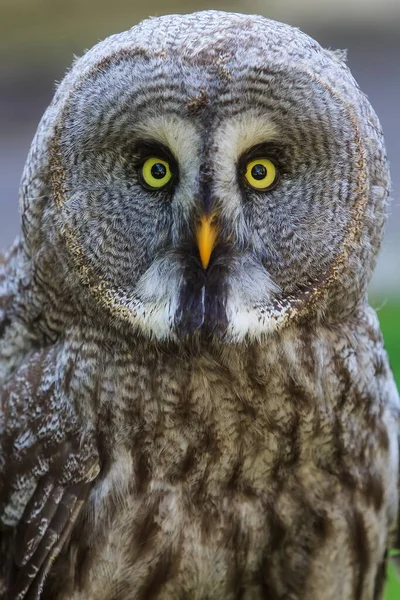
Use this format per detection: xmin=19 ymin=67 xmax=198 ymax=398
xmin=20 ymin=11 xmax=389 ymax=343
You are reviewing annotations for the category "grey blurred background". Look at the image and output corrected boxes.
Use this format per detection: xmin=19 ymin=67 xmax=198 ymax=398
xmin=1 ymin=0 xmax=399 ymax=295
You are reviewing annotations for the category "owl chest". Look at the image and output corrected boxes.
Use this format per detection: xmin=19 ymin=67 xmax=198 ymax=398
xmin=57 ymin=363 xmax=393 ymax=600
xmin=63 ymin=440 xmax=389 ymax=600
xmin=96 ymin=359 xmax=298 ymax=502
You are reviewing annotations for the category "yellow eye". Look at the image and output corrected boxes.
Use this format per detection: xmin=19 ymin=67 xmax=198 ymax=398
xmin=140 ymin=157 xmax=173 ymax=189
xmin=244 ymin=158 xmax=278 ymax=191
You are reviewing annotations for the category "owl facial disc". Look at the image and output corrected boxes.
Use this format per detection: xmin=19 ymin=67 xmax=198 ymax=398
xmin=27 ymin=11 xmax=387 ymax=344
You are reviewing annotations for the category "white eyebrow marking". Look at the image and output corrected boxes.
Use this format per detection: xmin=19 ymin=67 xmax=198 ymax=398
xmin=134 ymin=114 xmax=200 ymax=163
xmin=217 ymin=111 xmax=279 ymax=163
xmin=212 ymin=111 xmax=279 ymax=227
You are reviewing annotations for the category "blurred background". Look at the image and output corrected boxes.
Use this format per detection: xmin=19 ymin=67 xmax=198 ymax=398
xmin=0 ymin=0 xmax=399 ymax=596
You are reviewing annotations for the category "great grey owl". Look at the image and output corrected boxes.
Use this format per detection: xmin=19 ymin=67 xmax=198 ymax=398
xmin=0 ymin=10 xmax=399 ymax=600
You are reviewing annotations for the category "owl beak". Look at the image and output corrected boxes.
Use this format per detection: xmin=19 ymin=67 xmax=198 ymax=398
xmin=196 ymin=214 xmax=219 ymax=269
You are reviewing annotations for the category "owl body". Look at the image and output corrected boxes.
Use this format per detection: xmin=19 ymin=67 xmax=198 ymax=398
xmin=0 ymin=10 xmax=399 ymax=600
xmin=42 ymin=314 xmax=398 ymax=600
xmin=2 ymin=302 xmax=397 ymax=600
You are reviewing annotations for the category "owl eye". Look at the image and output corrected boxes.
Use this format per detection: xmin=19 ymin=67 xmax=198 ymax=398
xmin=244 ymin=158 xmax=278 ymax=191
xmin=140 ymin=157 xmax=173 ymax=189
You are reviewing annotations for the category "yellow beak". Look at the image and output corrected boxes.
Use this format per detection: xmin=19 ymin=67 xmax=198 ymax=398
xmin=196 ymin=214 xmax=219 ymax=269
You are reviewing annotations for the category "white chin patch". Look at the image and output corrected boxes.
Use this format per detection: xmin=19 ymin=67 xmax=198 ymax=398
xmin=224 ymin=261 xmax=280 ymax=342
xmin=132 ymin=255 xmax=281 ymax=342
xmin=225 ymin=304 xmax=282 ymax=343
xmin=135 ymin=300 xmax=178 ymax=341
xmin=132 ymin=256 xmax=182 ymax=340
xmin=137 ymin=298 xmax=282 ymax=343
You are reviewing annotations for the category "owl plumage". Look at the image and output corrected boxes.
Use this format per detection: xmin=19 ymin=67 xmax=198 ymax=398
xmin=0 ymin=10 xmax=399 ymax=600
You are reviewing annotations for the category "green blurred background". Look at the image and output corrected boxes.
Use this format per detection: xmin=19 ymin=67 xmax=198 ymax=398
xmin=378 ymin=307 xmax=400 ymax=599
xmin=0 ymin=0 xmax=398 ymax=596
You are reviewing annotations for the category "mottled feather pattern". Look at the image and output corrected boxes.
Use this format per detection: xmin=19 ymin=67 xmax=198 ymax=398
xmin=0 ymin=9 xmax=399 ymax=600
xmin=35 ymin=311 xmax=398 ymax=600
xmin=0 ymin=341 xmax=99 ymax=598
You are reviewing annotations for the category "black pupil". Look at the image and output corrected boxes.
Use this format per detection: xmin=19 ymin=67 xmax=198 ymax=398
xmin=151 ymin=163 xmax=167 ymax=179
xmin=251 ymin=164 xmax=267 ymax=180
